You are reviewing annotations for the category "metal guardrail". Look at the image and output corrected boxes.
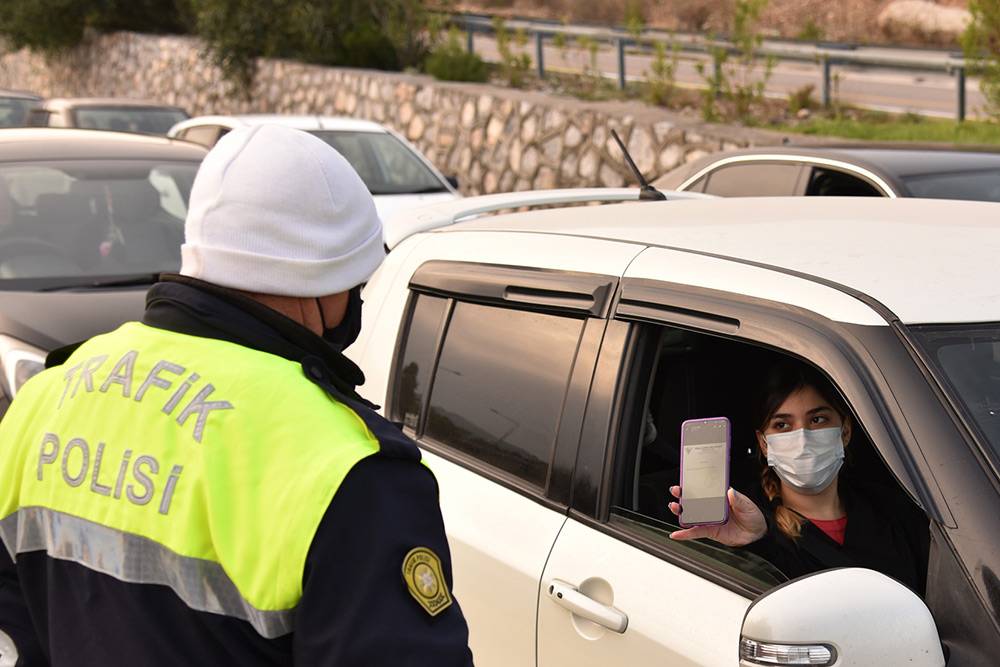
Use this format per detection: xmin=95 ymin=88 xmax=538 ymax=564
xmin=453 ymin=13 xmax=972 ymax=122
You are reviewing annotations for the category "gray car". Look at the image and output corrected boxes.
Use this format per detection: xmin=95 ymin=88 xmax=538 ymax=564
xmin=653 ymin=146 xmax=1000 ymax=202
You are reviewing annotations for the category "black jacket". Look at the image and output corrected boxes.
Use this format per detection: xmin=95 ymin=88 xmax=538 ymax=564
xmin=747 ymin=477 xmax=930 ymax=596
xmin=0 ymin=276 xmax=474 ymax=666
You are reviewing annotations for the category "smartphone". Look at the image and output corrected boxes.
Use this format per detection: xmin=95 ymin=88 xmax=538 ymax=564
xmin=679 ymin=417 xmax=731 ymax=527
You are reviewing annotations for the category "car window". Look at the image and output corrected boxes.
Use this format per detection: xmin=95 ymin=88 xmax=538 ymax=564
xmin=179 ymin=125 xmax=221 ymax=147
xmin=608 ymin=321 xmax=926 ymax=591
xmin=911 ymin=323 xmax=1000 ymax=465
xmin=394 ymin=294 xmax=450 ymax=431
xmin=0 ymin=159 xmax=199 ymax=287
xmin=901 ymin=169 xmax=1000 ymax=202
xmin=393 ymin=293 xmax=585 ymax=488
xmin=72 ymin=107 xmax=188 ymax=136
xmin=310 ymin=131 xmax=446 ymax=195
xmin=0 ymin=97 xmax=38 ymax=128
xmin=701 ymin=163 xmax=803 ymax=197
xmin=805 ymin=167 xmax=883 ymax=197
xmin=27 ymin=109 xmax=51 ymax=127
xmin=683 ymin=175 xmax=708 ymax=193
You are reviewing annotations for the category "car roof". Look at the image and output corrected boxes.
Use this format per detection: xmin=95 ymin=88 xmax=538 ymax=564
xmin=0 ymin=90 xmax=41 ymax=101
xmin=42 ymin=98 xmax=187 ymax=111
xmin=0 ymin=128 xmax=207 ymax=161
xmin=443 ymin=196 xmax=1000 ymax=325
xmin=172 ymin=115 xmax=387 ymax=133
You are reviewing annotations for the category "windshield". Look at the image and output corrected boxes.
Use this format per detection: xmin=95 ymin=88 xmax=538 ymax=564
xmin=0 ymin=97 xmax=38 ymax=128
xmin=0 ymin=159 xmax=199 ymax=290
xmin=912 ymin=323 xmax=1000 ymax=461
xmin=73 ymin=107 xmax=190 ymax=136
xmin=309 ymin=131 xmax=448 ymax=195
xmin=902 ymin=169 xmax=1000 ymax=202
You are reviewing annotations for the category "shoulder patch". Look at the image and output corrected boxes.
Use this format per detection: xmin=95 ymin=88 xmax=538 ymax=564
xmin=402 ymin=546 xmax=453 ymax=617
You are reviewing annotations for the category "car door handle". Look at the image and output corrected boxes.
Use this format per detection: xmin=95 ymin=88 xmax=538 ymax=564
xmin=547 ymin=579 xmax=628 ymax=634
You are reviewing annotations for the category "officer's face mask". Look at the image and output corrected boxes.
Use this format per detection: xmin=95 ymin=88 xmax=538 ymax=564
xmin=764 ymin=426 xmax=845 ymax=495
xmin=319 ymin=286 xmax=363 ymax=352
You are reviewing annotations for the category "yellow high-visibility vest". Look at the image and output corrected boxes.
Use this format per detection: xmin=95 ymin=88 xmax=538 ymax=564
xmin=0 ymin=322 xmax=381 ymax=637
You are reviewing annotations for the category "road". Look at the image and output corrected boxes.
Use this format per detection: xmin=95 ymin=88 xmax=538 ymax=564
xmin=470 ymin=28 xmax=986 ymax=120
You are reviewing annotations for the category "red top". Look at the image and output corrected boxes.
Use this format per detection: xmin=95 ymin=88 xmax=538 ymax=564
xmin=809 ymin=516 xmax=848 ymax=545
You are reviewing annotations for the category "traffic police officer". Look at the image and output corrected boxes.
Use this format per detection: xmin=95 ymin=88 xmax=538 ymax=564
xmin=0 ymin=125 xmax=474 ymax=665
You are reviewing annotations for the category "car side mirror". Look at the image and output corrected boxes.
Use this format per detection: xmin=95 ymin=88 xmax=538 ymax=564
xmin=445 ymin=175 xmax=459 ymax=189
xmin=740 ymin=568 xmax=944 ymax=666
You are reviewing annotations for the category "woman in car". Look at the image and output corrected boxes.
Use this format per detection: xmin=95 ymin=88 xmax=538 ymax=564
xmin=667 ymin=361 xmax=929 ymax=595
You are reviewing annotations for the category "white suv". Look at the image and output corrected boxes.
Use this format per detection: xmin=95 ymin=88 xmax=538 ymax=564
xmin=350 ymin=192 xmax=999 ymax=666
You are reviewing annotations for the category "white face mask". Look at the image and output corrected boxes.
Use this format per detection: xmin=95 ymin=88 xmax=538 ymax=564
xmin=765 ymin=426 xmax=845 ymax=495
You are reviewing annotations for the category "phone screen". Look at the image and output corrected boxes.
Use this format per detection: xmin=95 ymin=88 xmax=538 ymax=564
xmin=680 ymin=417 xmax=730 ymax=526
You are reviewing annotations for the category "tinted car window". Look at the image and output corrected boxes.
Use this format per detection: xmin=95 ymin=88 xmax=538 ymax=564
xmin=902 ymin=169 xmax=1000 ymax=202
xmin=423 ymin=301 xmax=584 ymax=487
xmin=0 ymin=159 xmax=199 ymax=287
xmin=912 ymin=323 xmax=1000 ymax=463
xmin=394 ymin=294 xmax=449 ymax=430
xmin=72 ymin=107 xmax=189 ymax=136
xmin=702 ymin=163 xmax=802 ymax=197
xmin=27 ymin=109 xmax=51 ymax=127
xmin=806 ymin=167 xmax=882 ymax=197
xmin=0 ymin=97 xmax=38 ymax=128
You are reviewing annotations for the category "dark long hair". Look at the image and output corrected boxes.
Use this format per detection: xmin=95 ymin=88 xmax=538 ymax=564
xmin=754 ymin=361 xmax=849 ymax=539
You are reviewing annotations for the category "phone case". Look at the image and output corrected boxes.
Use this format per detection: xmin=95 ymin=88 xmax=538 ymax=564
xmin=678 ymin=416 xmax=731 ymax=528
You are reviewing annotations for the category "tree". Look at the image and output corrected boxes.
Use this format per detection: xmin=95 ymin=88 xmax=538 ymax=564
xmin=0 ymin=0 xmax=192 ymax=54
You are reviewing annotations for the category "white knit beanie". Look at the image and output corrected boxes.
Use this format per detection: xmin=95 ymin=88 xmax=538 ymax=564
xmin=180 ymin=124 xmax=385 ymax=297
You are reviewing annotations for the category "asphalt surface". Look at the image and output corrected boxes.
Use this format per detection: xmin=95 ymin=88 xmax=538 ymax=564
xmin=471 ymin=29 xmax=986 ymax=120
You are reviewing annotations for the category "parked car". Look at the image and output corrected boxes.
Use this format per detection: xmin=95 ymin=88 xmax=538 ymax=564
xmin=653 ymin=146 xmax=1000 ymax=202
xmin=167 ymin=115 xmax=460 ymax=222
xmin=0 ymin=91 xmax=41 ymax=128
xmin=0 ymin=128 xmax=205 ymax=413
xmin=27 ymin=98 xmax=190 ymax=136
xmin=348 ymin=191 xmax=1000 ymax=665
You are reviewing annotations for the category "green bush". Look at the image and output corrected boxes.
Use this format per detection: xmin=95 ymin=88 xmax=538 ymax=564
xmin=0 ymin=0 xmax=431 ymax=93
xmin=425 ymin=29 xmax=489 ymax=82
xmin=645 ymin=40 xmax=678 ymax=107
xmin=493 ymin=17 xmax=532 ymax=88
xmin=0 ymin=0 xmax=192 ymax=53
xmin=193 ymin=0 xmax=430 ymax=92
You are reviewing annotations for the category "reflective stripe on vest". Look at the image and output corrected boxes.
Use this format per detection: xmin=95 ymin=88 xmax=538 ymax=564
xmin=0 ymin=322 xmax=381 ymax=637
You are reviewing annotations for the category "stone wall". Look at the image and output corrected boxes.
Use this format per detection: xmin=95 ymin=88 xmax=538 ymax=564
xmin=0 ymin=32 xmax=804 ymax=195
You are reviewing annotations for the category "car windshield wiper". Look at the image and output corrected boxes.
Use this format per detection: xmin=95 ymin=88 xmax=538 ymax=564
xmin=39 ymin=273 xmax=162 ymax=292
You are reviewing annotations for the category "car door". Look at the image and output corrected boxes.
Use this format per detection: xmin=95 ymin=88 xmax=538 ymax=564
xmin=366 ymin=234 xmax=648 ymax=665
xmin=535 ymin=316 xmax=772 ymax=666
xmin=536 ymin=246 xmax=951 ymax=665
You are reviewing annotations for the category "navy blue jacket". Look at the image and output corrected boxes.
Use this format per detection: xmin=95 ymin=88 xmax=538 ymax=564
xmin=0 ymin=276 xmax=474 ymax=666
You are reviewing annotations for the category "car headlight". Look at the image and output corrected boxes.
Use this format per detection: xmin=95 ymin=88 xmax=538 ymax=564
xmin=0 ymin=334 xmax=46 ymax=401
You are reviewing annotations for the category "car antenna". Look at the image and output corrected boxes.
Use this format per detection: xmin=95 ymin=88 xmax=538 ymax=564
xmin=610 ymin=129 xmax=667 ymax=201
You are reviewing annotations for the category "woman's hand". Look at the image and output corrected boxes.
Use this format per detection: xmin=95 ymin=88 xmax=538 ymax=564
xmin=668 ymin=486 xmax=767 ymax=546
